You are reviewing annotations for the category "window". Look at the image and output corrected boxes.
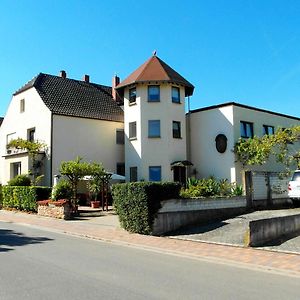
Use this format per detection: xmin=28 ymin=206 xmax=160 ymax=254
xmin=149 ymin=166 xmax=161 ymax=181
xmin=27 ymin=128 xmax=35 ymax=142
xmin=130 ymin=167 xmax=138 ymax=182
xmin=240 ymin=121 xmax=254 ymax=138
xmin=263 ymin=125 xmax=274 ymax=135
xmin=129 ymin=122 xmax=137 ymax=140
xmin=148 ymin=120 xmax=161 ymax=138
xmin=6 ymin=132 xmax=16 ymax=145
xmin=116 ymin=129 xmax=125 ymax=144
xmin=172 ymin=121 xmax=181 ymax=138
xmin=20 ymin=99 xmax=25 ymax=113
xmin=116 ymin=163 xmax=125 ymax=176
xmin=11 ymin=162 xmax=21 ymax=178
xmin=129 ymin=87 xmax=136 ymax=104
xmin=172 ymin=87 xmax=180 ymax=103
xmin=148 ymin=85 xmax=160 ymax=102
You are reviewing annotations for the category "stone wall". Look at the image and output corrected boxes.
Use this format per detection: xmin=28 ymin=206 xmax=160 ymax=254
xmin=152 ymin=196 xmax=247 ymax=235
xmin=37 ymin=200 xmax=72 ymax=220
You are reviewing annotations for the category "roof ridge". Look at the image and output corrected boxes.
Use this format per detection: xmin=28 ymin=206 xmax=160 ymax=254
xmin=155 ymin=56 xmax=171 ymax=79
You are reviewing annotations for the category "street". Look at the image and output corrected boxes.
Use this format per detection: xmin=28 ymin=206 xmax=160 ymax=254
xmin=0 ymin=221 xmax=299 ymax=300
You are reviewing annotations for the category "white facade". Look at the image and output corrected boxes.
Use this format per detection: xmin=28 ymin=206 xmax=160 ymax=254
xmin=124 ymin=83 xmax=187 ymax=181
xmin=52 ymin=115 xmax=124 ymax=178
xmin=0 ymin=88 xmax=52 ymax=185
xmin=189 ymin=103 xmax=300 ymax=185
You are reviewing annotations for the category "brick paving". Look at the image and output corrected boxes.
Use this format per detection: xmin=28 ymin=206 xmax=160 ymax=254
xmin=0 ymin=209 xmax=300 ymax=276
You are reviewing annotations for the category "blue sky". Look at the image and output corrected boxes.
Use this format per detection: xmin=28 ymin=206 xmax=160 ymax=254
xmin=1 ymin=0 xmax=300 ymax=117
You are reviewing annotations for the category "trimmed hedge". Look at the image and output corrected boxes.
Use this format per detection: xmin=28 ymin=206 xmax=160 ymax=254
xmin=112 ymin=182 xmax=181 ymax=235
xmin=2 ymin=186 xmax=52 ymax=212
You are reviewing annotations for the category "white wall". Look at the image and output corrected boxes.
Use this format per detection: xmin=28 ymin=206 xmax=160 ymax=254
xmin=189 ymin=105 xmax=236 ymax=182
xmin=124 ymin=83 xmax=187 ymax=181
xmin=0 ymin=88 xmax=52 ymax=185
xmin=233 ymin=105 xmax=300 ymax=184
xmin=52 ymin=115 xmax=124 ymax=183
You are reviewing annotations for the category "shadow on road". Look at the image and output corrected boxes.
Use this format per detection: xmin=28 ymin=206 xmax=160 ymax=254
xmin=0 ymin=228 xmax=53 ymax=252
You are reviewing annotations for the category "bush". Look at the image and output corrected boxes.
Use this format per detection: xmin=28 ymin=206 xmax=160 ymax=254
xmin=8 ymin=175 xmax=31 ymax=186
xmin=52 ymin=180 xmax=72 ymax=200
xmin=2 ymin=186 xmax=52 ymax=212
xmin=180 ymin=177 xmax=244 ymax=198
xmin=112 ymin=182 xmax=181 ymax=235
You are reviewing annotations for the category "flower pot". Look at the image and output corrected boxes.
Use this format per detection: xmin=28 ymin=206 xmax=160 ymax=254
xmin=91 ymin=201 xmax=100 ymax=209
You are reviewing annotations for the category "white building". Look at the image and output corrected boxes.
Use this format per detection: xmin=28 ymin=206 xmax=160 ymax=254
xmin=0 ymin=55 xmax=299 ymax=186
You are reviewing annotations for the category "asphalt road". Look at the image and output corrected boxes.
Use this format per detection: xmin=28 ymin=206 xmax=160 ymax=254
xmin=0 ymin=221 xmax=299 ymax=300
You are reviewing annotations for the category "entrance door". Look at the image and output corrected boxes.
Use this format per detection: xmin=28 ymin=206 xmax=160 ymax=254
xmin=173 ymin=166 xmax=186 ymax=185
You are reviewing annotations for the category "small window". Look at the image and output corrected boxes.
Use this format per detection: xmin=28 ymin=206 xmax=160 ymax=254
xmin=129 ymin=87 xmax=136 ymax=104
xmin=148 ymin=85 xmax=160 ymax=102
xmin=149 ymin=166 xmax=161 ymax=181
xmin=172 ymin=121 xmax=181 ymax=138
xmin=20 ymin=99 xmax=25 ymax=113
xmin=130 ymin=167 xmax=138 ymax=182
xmin=116 ymin=129 xmax=125 ymax=144
xmin=27 ymin=128 xmax=35 ymax=142
xmin=11 ymin=162 xmax=21 ymax=178
xmin=240 ymin=121 xmax=253 ymax=138
xmin=148 ymin=120 xmax=161 ymax=138
xmin=172 ymin=87 xmax=180 ymax=103
xmin=6 ymin=132 xmax=16 ymax=145
xmin=129 ymin=122 xmax=137 ymax=140
xmin=263 ymin=125 xmax=274 ymax=136
xmin=116 ymin=163 xmax=125 ymax=176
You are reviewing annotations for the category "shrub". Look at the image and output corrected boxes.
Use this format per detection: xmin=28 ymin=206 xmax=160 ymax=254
xmin=52 ymin=179 xmax=72 ymax=200
xmin=8 ymin=175 xmax=31 ymax=186
xmin=180 ymin=177 xmax=244 ymax=198
xmin=2 ymin=186 xmax=51 ymax=212
xmin=112 ymin=182 xmax=181 ymax=235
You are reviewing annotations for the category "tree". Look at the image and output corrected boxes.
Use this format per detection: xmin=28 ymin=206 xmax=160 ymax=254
xmin=234 ymin=126 xmax=300 ymax=171
xmin=59 ymin=157 xmax=105 ymax=210
xmin=7 ymin=138 xmax=47 ymax=185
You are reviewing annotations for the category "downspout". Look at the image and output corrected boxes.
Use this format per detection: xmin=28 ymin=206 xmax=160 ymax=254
xmin=186 ymin=96 xmax=192 ymax=178
xmin=50 ymin=112 xmax=53 ymax=187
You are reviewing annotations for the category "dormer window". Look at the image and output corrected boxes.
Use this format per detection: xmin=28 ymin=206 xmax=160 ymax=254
xmin=148 ymin=85 xmax=160 ymax=102
xmin=172 ymin=87 xmax=180 ymax=103
xmin=20 ymin=99 xmax=25 ymax=113
xmin=129 ymin=87 xmax=136 ymax=104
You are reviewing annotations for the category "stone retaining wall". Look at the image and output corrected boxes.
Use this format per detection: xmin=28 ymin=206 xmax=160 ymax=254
xmin=247 ymin=214 xmax=300 ymax=247
xmin=152 ymin=197 xmax=247 ymax=235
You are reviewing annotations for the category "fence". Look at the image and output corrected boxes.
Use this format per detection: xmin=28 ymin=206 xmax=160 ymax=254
xmin=245 ymin=171 xmax=290 ymax=208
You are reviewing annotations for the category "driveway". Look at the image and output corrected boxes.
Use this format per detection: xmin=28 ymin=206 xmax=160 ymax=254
xmin=168 ymin=208 xmax=300 ymax=253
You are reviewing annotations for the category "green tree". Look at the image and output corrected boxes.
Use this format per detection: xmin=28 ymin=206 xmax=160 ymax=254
xmin=59 ymin=157 xmax=105 ymax=209
xmin=234 ymin=126 xmax=300 ymax=170
xmin=7 ymin=138 xmax=46 ymax=185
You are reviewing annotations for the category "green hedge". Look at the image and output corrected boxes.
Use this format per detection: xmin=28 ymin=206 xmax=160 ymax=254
xmin=112 ymin=182 xmax=181 ymax=235
xmin=1 ymin=186 xmax=52 ymax=212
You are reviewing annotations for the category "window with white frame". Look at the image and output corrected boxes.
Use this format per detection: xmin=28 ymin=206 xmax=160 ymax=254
xmin=27 ymin=128 xmax=35 ymax=142
xmin=148 ymin=120 xmax=161 ymax=138
xmin=172 ymin=121 xmax=181 ymax=138
xmin=11 ymin=162 xmax=21 ymax=178
xmin=129 ymin=122 xmax=137 ymax=140
xmin=263 ymin=125 xmax=274 ymax=136
xmin=129 ymin=87 xmax=136 ymax=104
xmin=20 ymin=99 xmax=25 ymax=113
xmin=171 ymin=86 xmax=180 ymax=103
xmin=116 ymin=129 xmax=125 ymax=144
xmin=149 ymin=166 xmax=161 ymax=181
xmin=148 ymin=85 xmax=160 ymax=102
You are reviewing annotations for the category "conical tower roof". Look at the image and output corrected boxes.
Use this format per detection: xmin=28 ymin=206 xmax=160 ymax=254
xmin=116 ymin=55 xmax=194 ymax=96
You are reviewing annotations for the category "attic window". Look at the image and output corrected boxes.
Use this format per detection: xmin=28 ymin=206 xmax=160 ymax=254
xmin=20 ymin=99 xmax=25 ymax=113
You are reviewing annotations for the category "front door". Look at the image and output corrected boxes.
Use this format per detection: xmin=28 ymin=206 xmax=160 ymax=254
xmin=173 ymin=166 xmax=186 ymax=185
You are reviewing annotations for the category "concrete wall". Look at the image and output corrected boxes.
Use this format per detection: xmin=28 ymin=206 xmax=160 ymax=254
xmin=152 ymin=197 xmax=247 ymax=235
xmin=247 ymin=214 xmax=300 ymax=247
xmin=124 ymin=83 xmax=187 ymax=181
xmin=52 ymin=115 xmax=124 ymax=183
xmin=0 ymin=87 xmax=52 ymax=185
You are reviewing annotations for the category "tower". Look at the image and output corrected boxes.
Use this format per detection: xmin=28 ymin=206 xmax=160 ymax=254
xmin=116 ymin=54 xmax=194 ymax=183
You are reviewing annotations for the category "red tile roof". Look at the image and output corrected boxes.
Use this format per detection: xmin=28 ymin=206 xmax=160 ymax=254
xmin=116 ymin=55 xmax=194 ymax=96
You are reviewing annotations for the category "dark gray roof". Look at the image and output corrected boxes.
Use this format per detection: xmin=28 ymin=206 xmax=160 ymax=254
xmin=0 ymin=117 xmax=3 ymax=126
xmin=14 ymin=73 xmax=124 ymax=122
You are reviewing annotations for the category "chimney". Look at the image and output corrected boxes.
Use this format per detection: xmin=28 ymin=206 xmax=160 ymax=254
xmin=112 ymin=75 xmax=120 ymax=101
xmin=83 ymin=74 xmax=90 ymax=83
xmin=59 ymin=70 xmax=66 ymax=78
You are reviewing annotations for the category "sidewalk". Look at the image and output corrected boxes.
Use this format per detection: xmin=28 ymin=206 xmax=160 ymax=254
xmin=0 ymin=209 xmax=300 ymax=277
